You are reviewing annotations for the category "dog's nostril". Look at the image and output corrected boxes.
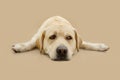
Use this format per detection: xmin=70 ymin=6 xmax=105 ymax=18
xmin=57 ymin=49 xmax=61 ymax=54
xmin=63 ymin=49 xmax=67 ymax=54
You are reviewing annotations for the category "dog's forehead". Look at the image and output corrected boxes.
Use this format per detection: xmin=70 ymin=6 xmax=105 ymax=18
xmin=46 ymin=25 xmax=74 ymax=35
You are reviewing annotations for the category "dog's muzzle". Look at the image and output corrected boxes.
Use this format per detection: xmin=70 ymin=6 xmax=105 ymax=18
xmin=54 ymin=45 xmax=69 ymax=61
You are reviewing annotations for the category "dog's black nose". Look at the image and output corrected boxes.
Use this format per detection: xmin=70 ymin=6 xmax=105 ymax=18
xmin=56 ymin=45 xmax=68 ymax=60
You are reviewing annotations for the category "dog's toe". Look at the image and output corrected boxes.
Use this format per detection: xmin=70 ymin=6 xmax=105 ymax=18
xmin=12 ymin=44 xmax=21 ymax=53
xmin=12 ymin=44 xmax=15 ymax=47
xmin=97 ymin=44 xmax=109 ymax=52
xmin=12 ymin=48 xmax=18 ymax=53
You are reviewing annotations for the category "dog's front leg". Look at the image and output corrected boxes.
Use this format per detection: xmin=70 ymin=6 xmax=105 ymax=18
xmin=80 ymin=41 xmax=109 ymax=52
xmin=12 ymin=40 xmax=36 ymax=53
xmin=12 ymin=29 xmax=42 ymax=53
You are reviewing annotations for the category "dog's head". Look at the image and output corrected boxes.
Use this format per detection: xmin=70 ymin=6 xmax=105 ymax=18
xmin=36 ymin=25 xmax=82 ymax=61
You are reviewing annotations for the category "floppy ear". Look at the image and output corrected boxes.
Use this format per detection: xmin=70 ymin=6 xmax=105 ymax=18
xmin=74 ymin=30 xmax=82 ymax=52
xmin=36 ymin=31 xmax=46 ymax=53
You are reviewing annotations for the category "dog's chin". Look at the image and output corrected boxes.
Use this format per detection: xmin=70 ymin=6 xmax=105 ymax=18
xmin=51 ymin=58 xmax=70 ymax=61
xmin=50 ymin=55 xmax=71 ymax=61
xmin=46 ymin=51 xmax=73 ymax=61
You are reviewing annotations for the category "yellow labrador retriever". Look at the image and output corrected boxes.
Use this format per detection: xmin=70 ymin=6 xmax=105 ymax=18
xmin=12 ymin=16 xmax=109 ymax=61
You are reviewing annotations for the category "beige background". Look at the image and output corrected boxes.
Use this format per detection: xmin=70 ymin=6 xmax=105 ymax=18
xmin=0 ymin=0 xmax=120 ymax=80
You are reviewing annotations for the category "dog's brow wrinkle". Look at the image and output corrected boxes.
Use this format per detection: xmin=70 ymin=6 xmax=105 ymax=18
xmin=59 ymin=24 xmax=63 ymax=27
xmin=55 ymin=18 xmax=59 ymax=21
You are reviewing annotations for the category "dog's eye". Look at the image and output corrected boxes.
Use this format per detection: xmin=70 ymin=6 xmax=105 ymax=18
xmin=66 ymin=36 xmax=72 ymax=40
xmin=49 ymin=35 xmax=56 ymax=40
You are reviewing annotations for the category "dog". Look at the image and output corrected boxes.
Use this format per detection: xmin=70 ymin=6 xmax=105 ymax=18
xmin=12 ymin=16 xmax=109 ymax=61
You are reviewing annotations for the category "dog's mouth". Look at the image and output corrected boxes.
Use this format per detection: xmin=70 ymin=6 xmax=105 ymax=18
xmin=52 ymin=58 xmax=69 ymax=61
xmin=49 ymin=53 xmax=70 ymax=61
xmin=47 ymin=52 xmax=70 ymax=61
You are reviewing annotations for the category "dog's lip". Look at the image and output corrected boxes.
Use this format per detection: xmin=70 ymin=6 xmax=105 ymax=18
xmin=52 ymin=58 xmax=70 ymax=61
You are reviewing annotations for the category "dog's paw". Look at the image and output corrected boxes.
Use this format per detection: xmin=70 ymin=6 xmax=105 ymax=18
xmin=12 ymin=43 xmax=24 ymax=53
xmin=96 ymin=43 xmax=109 ymax=52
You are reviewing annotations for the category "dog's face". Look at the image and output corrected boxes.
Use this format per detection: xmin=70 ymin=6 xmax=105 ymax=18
xmin=36 ymin=25 xmax=82 ymax=61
